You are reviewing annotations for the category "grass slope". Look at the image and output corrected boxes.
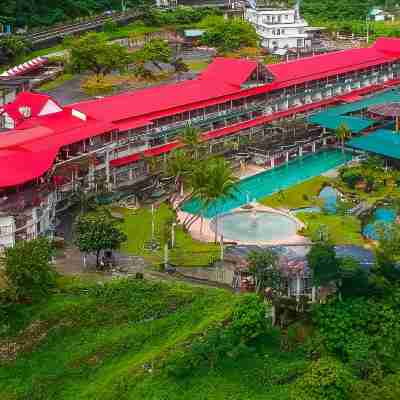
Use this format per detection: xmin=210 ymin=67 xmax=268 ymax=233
xmin=0 ymin=277 xmax=308 ymax=400
xmin=0 ymin=278 xmax=235 ymax=400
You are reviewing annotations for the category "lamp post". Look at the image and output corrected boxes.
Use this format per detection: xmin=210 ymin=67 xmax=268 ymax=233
xmin=366 ymin=13 xmax=370 ymax=44
xmin=171 ymin=222 xmax=177 ymax=248
xmin=151 ymin=204 xmax=155 ymax=241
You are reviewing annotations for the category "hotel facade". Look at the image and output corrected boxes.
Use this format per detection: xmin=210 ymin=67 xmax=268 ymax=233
xmin=1 ymin=38 xmax=400 ymax=248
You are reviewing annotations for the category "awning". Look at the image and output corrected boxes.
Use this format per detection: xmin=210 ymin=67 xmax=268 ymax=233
xmin=110 ymin=142 xmax=180 ymax=168
xmin=308 ymin=114 xmax=375 ymax=133
xmin=115 ymin=118 xmax=152 ymax=132
xmin=144 ymin=142 xmax=180 ymax=157
xmin=341 ymin=93 xmax=363 ymax=103
xmin=0 ymin=57 xmax=48 ymax=77
xmin=347 ymin=129 xmax=400 ymax=159
xmin=110 ymin=153 xmax=142 ymax=168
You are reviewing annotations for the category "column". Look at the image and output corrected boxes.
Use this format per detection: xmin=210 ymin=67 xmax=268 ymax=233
xmin=296 ymin=275 xmax=301 ymax=302
xmin=323 ymin=138 xmax=327 ymax=146
xmin=299 ymin=146 xmax=303 ymax=157
xmin=312 ymin=142 xmax=316 ymax=153
xmin=105 ymin=149 xmax=111 ymax=190
xmin=271 ymin=157 xmax=275 ymax=169
xmin=312 ymin=286 xmax=317 ymax=303
xmin=285 ymin=152 xmax=289 ymax=163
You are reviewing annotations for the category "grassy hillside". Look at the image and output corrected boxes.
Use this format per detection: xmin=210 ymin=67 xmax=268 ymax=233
xmin=0 ymin=277 xmax=309 ymax=400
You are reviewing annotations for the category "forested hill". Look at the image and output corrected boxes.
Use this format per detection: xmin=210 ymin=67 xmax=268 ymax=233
xmin=0 ymin=0 xmax=398 ymax=28
xmin=302 ymin=0 xmax=397 ymax=22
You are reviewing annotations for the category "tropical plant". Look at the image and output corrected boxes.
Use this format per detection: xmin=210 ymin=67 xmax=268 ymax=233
xmin=195 ymin=158 xmax=237 ymax=242
xmin=247 ymin=249 xmax=281 ymax=294
xmin=166 ymin=149 xmax=193 ymax=196
xmin=307 ymin=241 xmax=339 ymax=287
xmin=178 ymin=124 xmax=202 ymax=160
xmin=335 ymin=123 xmax=351 ymax=152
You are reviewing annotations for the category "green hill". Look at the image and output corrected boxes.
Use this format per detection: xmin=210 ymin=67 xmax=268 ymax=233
xmin=0 ymin=277 xmax=306 ymax=400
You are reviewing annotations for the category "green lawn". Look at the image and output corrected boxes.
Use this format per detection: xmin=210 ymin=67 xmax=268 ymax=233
xmin=38 ymin=73 xmax=75 ymax=91
xmin=297 ymin=212 xmax=365 ymax=245
xmin=118 ymin=204 xmax=219 ymax=267
xmin=185 ymin=59 xmax=210 ymax=72
xmin=260 ymin=176 xmax=332 ymax=210
xmin=0 ymin=277 xmax=308 ymax=400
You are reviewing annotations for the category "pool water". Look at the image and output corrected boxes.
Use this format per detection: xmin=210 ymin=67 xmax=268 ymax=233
xmin=182 ymin=150 xmax=352 ymax=218
xmin=363 ymin=207 xmax=397 ymax=240
xmin=215 ymin=211 xmax=298 ymax=242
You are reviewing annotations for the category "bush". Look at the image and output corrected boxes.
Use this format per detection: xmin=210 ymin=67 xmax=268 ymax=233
xmin=81 ymin=75 xmax=114 ymax=96
xmin=231 ymin=293 xmax=267 ymax=340
xmin=291 ymin=357 xmax=355 ymax=400
xmin=3 ymin=237 xmax=56 ymax=302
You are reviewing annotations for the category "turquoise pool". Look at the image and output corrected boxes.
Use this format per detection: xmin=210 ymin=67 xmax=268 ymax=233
xmin=363 ymin=207 xmax=397 ymax=240
xmin=182 ymin=150 xmax=352 ymax=218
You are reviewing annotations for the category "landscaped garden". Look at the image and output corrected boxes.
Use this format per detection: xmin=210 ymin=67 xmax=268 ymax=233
xmin=117 ymin=204 xmax=220 ymax=267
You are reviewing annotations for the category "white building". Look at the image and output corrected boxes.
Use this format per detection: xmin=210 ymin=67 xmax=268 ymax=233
xmin=245 ymin=0 xmax=311 ymax=52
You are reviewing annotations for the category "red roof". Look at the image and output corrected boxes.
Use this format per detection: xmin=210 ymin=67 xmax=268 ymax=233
xmin=110 ymin=142 xmax=180 ymax=168
xmin=0 ymin=116 xmax=114 ymax=188
xmin=3 ymin=38 xmax=400 ymax=187
xmin=267 ymin=43 xmax=398 ymax=88
xmin=199 ymin=57 xmax=257 ymax=86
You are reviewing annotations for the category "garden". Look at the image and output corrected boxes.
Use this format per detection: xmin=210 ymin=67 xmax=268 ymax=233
xmin=260 ymin=156 xmax=400 ymax=247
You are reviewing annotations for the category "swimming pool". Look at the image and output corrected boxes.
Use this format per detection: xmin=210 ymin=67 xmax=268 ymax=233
xmin=363 ymin=207 xmax=397 ymax=240
xmin=182 ymin=150 xmax=352 ymax=218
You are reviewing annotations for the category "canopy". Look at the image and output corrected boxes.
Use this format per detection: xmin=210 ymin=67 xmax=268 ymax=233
xmin=347 ymin=129 xmax=400 ymax=159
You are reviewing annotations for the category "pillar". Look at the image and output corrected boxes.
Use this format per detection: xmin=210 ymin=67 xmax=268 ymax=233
xmin=299 ymin=146 xmax=303 ymax=157
xmin=271 ymin=157 xmax=275 ymax=169
xmin=323 ymin=138 xmax=327 ymax=146
xmin=105 ymin=149 xmax=111 ymax=190
xmin=312 ymin=142 xmax=316 ymax=153
xmin=296 ymin=275 xmax=301 ymax=302
xmin=286 ymin=152 xmax=289 ymax=163
xmin=312 ymin=286 xmax=317 ymax=303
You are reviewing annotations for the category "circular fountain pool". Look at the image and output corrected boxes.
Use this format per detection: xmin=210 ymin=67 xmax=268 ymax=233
xmin=212 ymin=210 xmax=298 ymax=243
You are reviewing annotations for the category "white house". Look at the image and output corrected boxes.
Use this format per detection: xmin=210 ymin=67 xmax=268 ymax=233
xmin=369 ymin=7 xmax=395 ymax=22
xmin=245 ymin=0 xmax=312 ymax=52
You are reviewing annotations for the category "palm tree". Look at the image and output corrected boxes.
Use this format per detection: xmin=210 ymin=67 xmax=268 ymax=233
xmin=199 ymin=158 xmax=238 ymax=242
xmin=335 ymin=123 xmax=351 ymax=152
xmin=166 ymin=149 xmax=193 ymax=198
xmin=178 ymin=124 xmax=201 ymax=160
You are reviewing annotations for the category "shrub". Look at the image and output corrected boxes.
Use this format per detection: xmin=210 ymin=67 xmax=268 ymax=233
xmin=3 ymin=237 xmax=56 ymax=302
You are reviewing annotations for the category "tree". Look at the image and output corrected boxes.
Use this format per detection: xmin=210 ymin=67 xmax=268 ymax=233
xmin=307 ymin=242 xmax=339 ymax=287
xmin=134 ymin=38 xmax=172 ymax=64
xmin=335 ymin=123 xmax=351 ymax=152
xmin=201 ymin=19 xmax=258 ymax=52
xmin=74 ymin=209 xmax=127 ymax=269
xmin=68 ymin=33 xmax=131 ymax=80
xmin=247 ymin=249 xmax=281 ymax=294
xmin=0 ymin=35 xmax=29 ymax=64
xmin=291 ymin=357 xmax=355 ymax=400
xmin=178 ymin=124 xmax=201 ymax=160
xmin=2 ymin=237 xmax=56 ymax=302
xmin=337 ymin=256 xmax=370 ymax=299
xmin=166 ymin=149 xmax=193 ymax=196
xmin=194 ymin=158 xmax=237 ymax=242
xmin=374 ymin=223 xmax=400 ymax=286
